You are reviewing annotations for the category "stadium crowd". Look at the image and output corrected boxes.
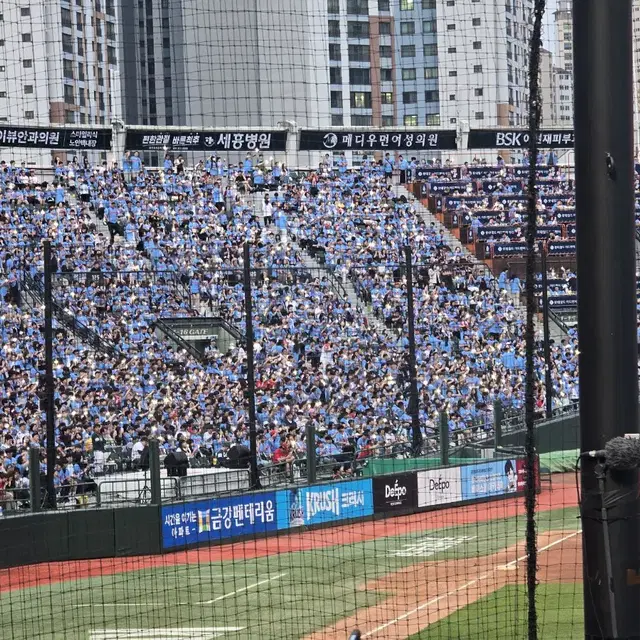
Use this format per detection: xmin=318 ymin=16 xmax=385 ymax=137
xmin=0 ymin=153 xmax=584 ymax=505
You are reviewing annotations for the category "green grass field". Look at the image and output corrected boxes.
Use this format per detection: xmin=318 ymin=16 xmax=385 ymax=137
xmin=0 ymin=507 xmax=581 ymax=640
xmin=410 ymin=584 xmax=584 ymax=639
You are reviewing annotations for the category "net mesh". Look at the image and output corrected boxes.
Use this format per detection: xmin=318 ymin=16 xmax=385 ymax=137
xmin=0 ymin=0 xmax=595 ymax=638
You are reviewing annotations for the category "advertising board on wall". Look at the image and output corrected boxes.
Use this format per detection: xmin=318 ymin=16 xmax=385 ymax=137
xmin=161 ymin=492 xmax=277 ymax=549
xmin=276 ymin=479 xmax=373 ymax=530
xmin=417 ymin=467 xmax=463 ymax=508
xmin=372 ymin=473 xmax=417 ymax=513
xmin=460 ymin=460 xmax=520 ymax=501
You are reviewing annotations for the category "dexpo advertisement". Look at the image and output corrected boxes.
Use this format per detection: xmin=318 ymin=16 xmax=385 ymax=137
xmin=162 ymin=492 xmax=278 ymax=549
xmin=373 ymin=473 xmax=418 ymax=513
xmin=417 ymin=467 xmax=463 ymax=508
xmin=276 ymin=479 xmax=374 ymax=530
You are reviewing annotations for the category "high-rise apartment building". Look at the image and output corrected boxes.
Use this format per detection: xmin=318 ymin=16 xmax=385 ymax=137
xmin=552 ymin=0 xmax=573 ymax=127
xmin=119 ymin=0 xmax=330 ymax=130
xmin=326 ymin=0 xmax=533 ymax=132
xmin=0 ymin=0 xmax=121 ymax=163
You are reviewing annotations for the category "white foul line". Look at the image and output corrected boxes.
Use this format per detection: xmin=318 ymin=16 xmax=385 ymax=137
xmin=362 ymin=530 xmax=582 ymax=638
xmin=75 ymin=573 xmax=287 ymax=608
xmin=193 ymin=572 xmax=288 ymax=605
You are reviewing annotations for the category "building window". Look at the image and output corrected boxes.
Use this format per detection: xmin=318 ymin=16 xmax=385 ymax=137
xmin=0 ymin=91 xmax=5 ymax=98
xmin=24 ymin=110 xmax=34 ymax=119
xmin=350 ymin=91 xmax=372 ymax=108
xmin=379 ymin=45 xmax=392 ymax=58
xmin=106 ymin=21 xmax=116 ymax=40
xmin=61 ymin=8 xmax=72 ymax=27
xmin=425 ymin=90 xmax=439 ymax=102
xmin=78 ymin=37 xmax=84 ymax=56
xmin=447 ymin=24 xmax=456 ymax=31
xmin=348 ymin=21 xmax=369 ymax=37
xmin=446 ymin=0 xmax=455 ymax=5
xmin=96 ymin=20 xmax=103 ymax=37
xmin=426 ymin=114 xmax=440 ymax=125
xmin=448 ymin=46 xmax=456 ymax=53
xmin=347 ymin=0 xmax=369 ymax=15
xmin=381 ymin=91 xmax=393 ymax=104
xmin=348 ymin=44 xmax=370 ymax=61
xmin=331 ymin=91 xmax=342 ymax=108
xmin=423 ymin=19 xmax=436 ymax=33
xmin=24 ymin=84 xmax=33 ymax=94
xmin=78 ymin=62 xmax=85 ymax=81
xmin=20 ymin=7 xmax=31 ymax=16
xmin=328 ymin=20 xmax=340 ymax=37
xmin=378 ymin=0 xmax=390 ymax=10
xmin=475 ymin=111 xmax=484 ymax=119
xmin=108 ymin=46 xmax=117 ymax=64
xmin=382 ymin=115 xmax=394 ymax=126
xmin=472 ymin=17 xmax=481 ymax=26
xmin=400 ymin=21 xmax=415 ymax=35
xmin=64 ymin=84 xmax=75 ymax=104
xmin=424 ymin=43 xmax=437 ymax=56
xmin=424 ymin=67 xmax=438 ymax=79
xmin=63 ymin=58 xmax=73 ymax=77
xmin=564 ymin=42 xmax=572 ymax=50
xmin=473 ymin=41 xmax=482 ymax=50
xmin=328 ymin=0 xmax=339 ymax=14
xmin=79 ymin=89 xmax=86 ymax=106
xmin=450 ymin=117 xmax=457 ymax=123
xmin=381 ymin=68 xmax=392 ymax=81
xmin=65 ymin=110 xmax=75 ymax=124
xmin=77 ymin=13 xmax=83 ymax=31
xmin=349 ymin=67 xmax=371 ymax=84
xmin=449 ymin=94 xmax=455 ymax=100
xmin=379 ymin=21 xmax=391 ymax=35
xmin=329 ymin=43 xmax=341 ymax=61
xmin=330 ymin=67 xmax=342 ymax=84
xmin=401 ymin=44 xmax=416 ymax=57
xmin=23 ymin=59 xmax=33 ymax=69
xmin=422 ymin=0 xmax=436 ymax=7
xmin=400 ymin=0 xmax=414 ymax=10
xmin=402 ymin=68 xmax=416 ymax=80
xmin=331 ymin=114 xmax=344 ymax=126
xmin=448 ymin=70 xmax=457 ymax=76
xmin=474 ymin=87 xmax=483 ymax=96
xmin=403 ymin=91 xmax=417 ymax=104
xmin=62 ymin=33 xmax=73 ymax=53
xmin=352 ymin=114 xmax=372 ymax=125
xmin=22 ymin=33 xmax=31 ymax=43
xmin=106 ymin=0 xmax=115 ymax=16
xmin=474 ymin=64 xmax=483 ymax=72
xmin=404 ymin=114 xmax=418 ymax=126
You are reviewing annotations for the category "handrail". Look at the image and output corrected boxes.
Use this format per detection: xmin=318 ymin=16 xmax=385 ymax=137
xmin=153 ymin=318 xmax=206 ymax=362
xmin=21 ymin=273 xmax=122 ymax=358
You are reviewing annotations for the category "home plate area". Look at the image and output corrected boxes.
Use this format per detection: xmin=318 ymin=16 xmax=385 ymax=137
xmin=391 ymin=535 xmax=476 ymax=557
xmin=89 ymin=628 xmax=244 ymax=640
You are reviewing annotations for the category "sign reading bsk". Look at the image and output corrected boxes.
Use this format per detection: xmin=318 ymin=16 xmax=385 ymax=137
xmin=467 ymin=129 xmax=575 ymax=149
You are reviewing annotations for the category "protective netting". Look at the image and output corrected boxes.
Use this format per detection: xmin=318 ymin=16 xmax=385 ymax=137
xmin=0 ymin=0 xmax=598 ymax=639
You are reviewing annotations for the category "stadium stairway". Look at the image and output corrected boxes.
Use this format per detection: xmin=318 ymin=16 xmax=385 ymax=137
xmin=394 ymin=184 xmax=569 ymax=340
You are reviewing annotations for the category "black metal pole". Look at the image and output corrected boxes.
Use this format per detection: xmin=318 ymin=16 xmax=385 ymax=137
xmin=28 ymin=445 xmax=41 ymax=513
xmin=574 ymin=2 xmax=640 ymax=637
xmin=243 ymin=242 xmax=260 ymax=490
xmin=540 ymin=248 xmax=553 ymax=419
xmin=148 ymin=438 xmax=162 ymax=505
xmin=43 ymin=241 xmax=57 ymax=510
xmin=404 ymin=245 xmax=423 ymax=457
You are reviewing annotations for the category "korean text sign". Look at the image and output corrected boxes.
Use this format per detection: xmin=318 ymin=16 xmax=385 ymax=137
xmin=161 ymin=492 xmax=277 ymax=549
xmin=276 ymin=479 xmax=374 ymax=530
